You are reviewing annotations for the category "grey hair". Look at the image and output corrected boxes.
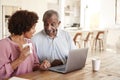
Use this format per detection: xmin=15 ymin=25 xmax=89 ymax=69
xmin=42 ymin=10 xmax=59 ymax=22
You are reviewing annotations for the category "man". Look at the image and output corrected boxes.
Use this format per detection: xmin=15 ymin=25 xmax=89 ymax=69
xmin=32 ymin=10 xmax=76 ymax=67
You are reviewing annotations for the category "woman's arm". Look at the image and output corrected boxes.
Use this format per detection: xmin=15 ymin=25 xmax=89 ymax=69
xmin=0 ymin=44 xmax=30 ymax=78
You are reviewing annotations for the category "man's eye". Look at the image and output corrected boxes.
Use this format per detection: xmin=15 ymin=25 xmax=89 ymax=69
xmin=51 ymin=23 xmax=56 ymax=27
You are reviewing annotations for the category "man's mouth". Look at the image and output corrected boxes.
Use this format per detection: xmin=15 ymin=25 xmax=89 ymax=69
xmin=45 ymin=29 xmax=57 ymax=35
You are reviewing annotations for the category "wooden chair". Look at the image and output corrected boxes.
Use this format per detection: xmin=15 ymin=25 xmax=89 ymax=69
xmin=92 ymin=31 xmax=105 ymax=51
xmin=82 ymin=32 xmax=93 ymax=47
xmin=73 ymin=32 xmax=92 ymax=48
xmin=73 ymin=32 xmax=82 ymax=48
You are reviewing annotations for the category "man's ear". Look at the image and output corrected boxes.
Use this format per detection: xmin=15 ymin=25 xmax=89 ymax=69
xmin=58 ymin=21 xmax=61 ymax=25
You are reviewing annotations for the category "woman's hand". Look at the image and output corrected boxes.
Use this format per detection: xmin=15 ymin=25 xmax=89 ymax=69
xmin=11 ymin=45 xmax=31 ymax=70
xmin=18 ymin=45 xmax=31 ymax=61
xmin=40 ymin=60 xmax=51 ymax=70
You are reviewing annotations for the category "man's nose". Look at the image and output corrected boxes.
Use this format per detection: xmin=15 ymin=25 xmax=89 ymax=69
xmin=47 ymin=24 xmax=52 ymax=30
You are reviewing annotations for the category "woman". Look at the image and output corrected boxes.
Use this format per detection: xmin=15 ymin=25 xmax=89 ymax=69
xmin=0 ymin=10 xmax=50 ymax=79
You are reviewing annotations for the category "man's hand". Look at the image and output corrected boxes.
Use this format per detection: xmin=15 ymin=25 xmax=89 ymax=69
xmin=40 ymin=60 xmax=51 ymax=70
xmin=51 ymin=59 xmax=63 ymax=67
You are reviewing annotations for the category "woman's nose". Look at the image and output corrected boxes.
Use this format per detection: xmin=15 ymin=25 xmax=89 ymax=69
xmin=33 ymin=28 xmax=36 ymax=34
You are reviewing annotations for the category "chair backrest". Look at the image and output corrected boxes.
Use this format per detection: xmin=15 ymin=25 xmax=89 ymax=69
xmin=95 ymin=31 xmax=105 ymax=39
xmin=73 ymin=32 xmax=82 ymax=44
xmin=84 ymin=32 xmax=93 ymax=41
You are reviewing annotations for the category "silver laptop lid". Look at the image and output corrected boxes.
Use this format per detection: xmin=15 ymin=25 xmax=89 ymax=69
xmin=49 ymin=48 xmax=88 ymax=73
xmin=65 ymin=48 xmax=88 ymax=72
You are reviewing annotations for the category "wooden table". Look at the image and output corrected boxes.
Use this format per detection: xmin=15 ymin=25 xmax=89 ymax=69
xmin=9 ymin=50 xmax=120 ymax=80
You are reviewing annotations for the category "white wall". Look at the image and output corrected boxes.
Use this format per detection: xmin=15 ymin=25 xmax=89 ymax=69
xmin=1 ymin=0 xmax=22 ymax=6
xmin=99 ymin=0 xmax=120 ymax=51
xmin=106 ymin=28 xmax=120 ymax=50
xmin=0 ymin=0 xmax=22 ymax=39
xmin=21 ymin=0 xmax=47 ymax=34
xmin=0 ymin=0 xmax=47 ymax=39
xmin=99 ymin=0 xmax=115 ymax=28
xmin=80 ymin=0 xmax=86 ymax=28
xmin=80 ymin=0 xmax=116 ymax=29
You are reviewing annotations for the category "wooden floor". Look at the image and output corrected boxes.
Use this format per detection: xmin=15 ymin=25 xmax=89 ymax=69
xmin=8 ymin=49 xmax=120 ymax=80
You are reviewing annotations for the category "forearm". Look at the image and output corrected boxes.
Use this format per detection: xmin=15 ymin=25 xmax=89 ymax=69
xmin=33 ymin=63 xmax=40 ymax=71
xmin=0 ymin=63 xmax=14 ymax=78
xmin=11 ymin=50 xmax=30 ymax=70
xmin=11 ymin=58 xmax=23 ymax=70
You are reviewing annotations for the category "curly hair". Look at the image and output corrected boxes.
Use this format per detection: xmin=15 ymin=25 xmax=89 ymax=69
xmin=8 ymin=10 xmax=39 ymax=35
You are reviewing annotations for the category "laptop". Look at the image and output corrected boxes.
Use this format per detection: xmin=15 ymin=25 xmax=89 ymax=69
xmin=49 ymin=48 xmax=88 ymax=73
